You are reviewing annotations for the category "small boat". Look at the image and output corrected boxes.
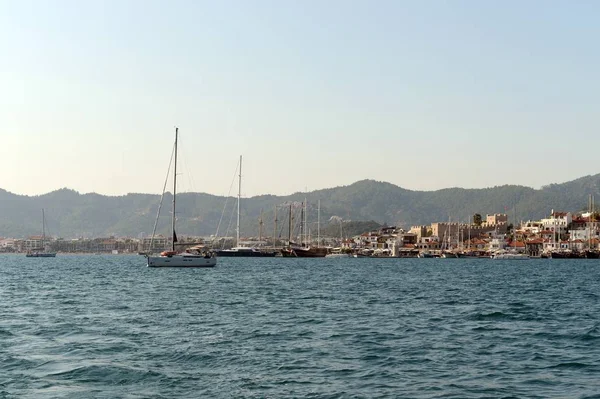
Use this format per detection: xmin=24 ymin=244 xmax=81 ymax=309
xmin=353 ymin=249 xmax=373 ymax=258
xmin=26 ymin=252 xmax=56 ymax=258
xmin=418 ymin=251 xmax=434 ymax=258
xmin=326 ymin=253 xmax=351 ymax=258
xmin=353 ymin=253 xmax=370 ymax=258
xmin=146 ymin=128 xmax=217 ymax=268
xmin=491 ymin=250 xmax=530 ymax=260
xmin=441 ymin=251 xmax=458 ymax=258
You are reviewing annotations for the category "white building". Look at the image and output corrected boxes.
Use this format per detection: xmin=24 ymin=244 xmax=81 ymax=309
xmin=521 ymin=220 xmax=544 ymax=235
xmin=569 ymin=228 xmax=599 ymax=242
xmin=541 ymin=211 xmax=572 ymax=234
xmin=489 ymin=234 xmax=506 ymax=251
xmin=0 ymin=238 xmax=15 ymax=249
xmin=139 ymin=236 xmax=169 ymax=251
xmin=24 ymin=236 xmax=44 ymax=251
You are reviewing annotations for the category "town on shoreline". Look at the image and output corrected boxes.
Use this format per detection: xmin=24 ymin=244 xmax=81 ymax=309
xmin=2 ymin=206 xmax=599 ymax=259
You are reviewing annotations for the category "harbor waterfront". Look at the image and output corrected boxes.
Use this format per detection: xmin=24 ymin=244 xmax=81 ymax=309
xmin=1 ymin=255 xmax=599 ymax=398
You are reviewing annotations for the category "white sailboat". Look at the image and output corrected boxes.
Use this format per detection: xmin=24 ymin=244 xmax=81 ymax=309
xmin=26 ymin=209 xmax=56 ymax=258
xmin=147 ymin=128 xmax=217 ymax=268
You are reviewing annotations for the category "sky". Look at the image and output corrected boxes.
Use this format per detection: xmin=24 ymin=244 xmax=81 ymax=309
xmin=1 ymin=0 xmax=599 ymax=197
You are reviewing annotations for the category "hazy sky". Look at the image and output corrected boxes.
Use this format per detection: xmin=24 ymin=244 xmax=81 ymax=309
xmin=1 ymin=1 xmax=599 ymax=197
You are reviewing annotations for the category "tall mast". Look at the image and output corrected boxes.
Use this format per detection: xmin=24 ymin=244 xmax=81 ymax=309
xmin=589 ymin=194 xmax=592 ymax=250
xmin=300 ymin=202 xmax=305 ymax=245
xmin=468 ymin=215 xmax=471 ymax=251
xmin=304 ymin=197 xmax=307 ymax=246
xmin=42 ymin=209 xmax=45 ymax=246
xmin=273 ymin=206 xmax=278 ymax=247
xmin=171 ymin=127 xmax=178 ymax=251
xmin=237 ymin=155 xmax=242 ymax=248
xmin=317 ymin=199 xmax=320 ymax=248
xmin=288 ymin=204 xmax=292 ymax=244
xmin=259 ymin=209 xmax=263 ymax=244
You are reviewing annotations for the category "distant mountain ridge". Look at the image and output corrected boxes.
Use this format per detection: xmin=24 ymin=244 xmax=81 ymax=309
xmin=2 ymin=174 xmax=600 ymax=238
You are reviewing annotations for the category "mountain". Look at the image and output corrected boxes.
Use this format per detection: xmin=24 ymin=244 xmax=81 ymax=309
xmin=2 ymin=174 xmax=600 ymax=238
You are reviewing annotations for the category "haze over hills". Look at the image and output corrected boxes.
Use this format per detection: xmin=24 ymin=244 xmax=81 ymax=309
xmin=1 ymin=174 xmax=600 ymax=239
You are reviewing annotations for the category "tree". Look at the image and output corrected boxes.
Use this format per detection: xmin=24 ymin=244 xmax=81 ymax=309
xmin=473 ymin=213 xmax=482 ymax=226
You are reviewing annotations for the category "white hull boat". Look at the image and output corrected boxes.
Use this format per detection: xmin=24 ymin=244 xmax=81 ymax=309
xmin=146 ymin=127 xmax=217 ymax=268
xmin=491 ymin=252 xmax=530 ymax=260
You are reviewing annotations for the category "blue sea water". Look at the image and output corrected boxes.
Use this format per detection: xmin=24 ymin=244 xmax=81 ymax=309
xmin=1 ymin=255 xmax=600 ymax=398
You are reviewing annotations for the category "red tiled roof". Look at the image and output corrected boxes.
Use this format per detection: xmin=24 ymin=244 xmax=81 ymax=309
xmin=572 ymin=217 xmax=589 ymax=223
xmin=527 ymin=238 xmax=544 ymax=244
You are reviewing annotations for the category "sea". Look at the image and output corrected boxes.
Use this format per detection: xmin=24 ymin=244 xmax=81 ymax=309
xmin=1 ymin=255 xmax=599 ymax=398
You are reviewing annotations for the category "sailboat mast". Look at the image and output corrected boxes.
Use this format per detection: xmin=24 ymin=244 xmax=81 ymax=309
xmin=273 ymin=206 xmax=278 ymax=247
xmin=259 ymin=209 xmax=263 ymax=244
xmin=237 ymin=155 xmax=242 ymax=247
xmin=300 ymin=202 xmax=305 ymax=245
xmin=304 ymin=197 xmax=307 ymax=246
xmin=288 ymin=204 xmax=292 ymax=244
xmin=42 ymin=209 xmax=45 ymax=247
xmin=171 ymin=127 xmax=178 ymax=252
xmin=589 ymin=194 xmax=592 ymax=250
xmin=317 ymin=199 xmax=320 ymax=248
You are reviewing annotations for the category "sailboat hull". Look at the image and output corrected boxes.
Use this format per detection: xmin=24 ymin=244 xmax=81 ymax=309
xmin=216 ymin=249 xmax=277 ymax=257
xmin=283 ymin=247 xmax=328 ymax=257
xmin=147 ymin=255 xmax=217 ymax=267
xmin=26 ymin=252 xmax=56 ymax=258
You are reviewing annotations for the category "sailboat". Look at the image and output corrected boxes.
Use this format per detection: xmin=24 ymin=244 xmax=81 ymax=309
xmin=26 ymin=209 xmax=56 ymax=258
xmin=216 ymin=156 xmax=277 ymax=257
xmin=146 ymin=128 xmax=217 ymax=268
xmin=282 ymin=199 xmax=327 ymax=257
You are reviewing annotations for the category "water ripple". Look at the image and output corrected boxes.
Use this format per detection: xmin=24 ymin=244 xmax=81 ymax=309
xmin=1 ymin=255 xmax=600 ymax=398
